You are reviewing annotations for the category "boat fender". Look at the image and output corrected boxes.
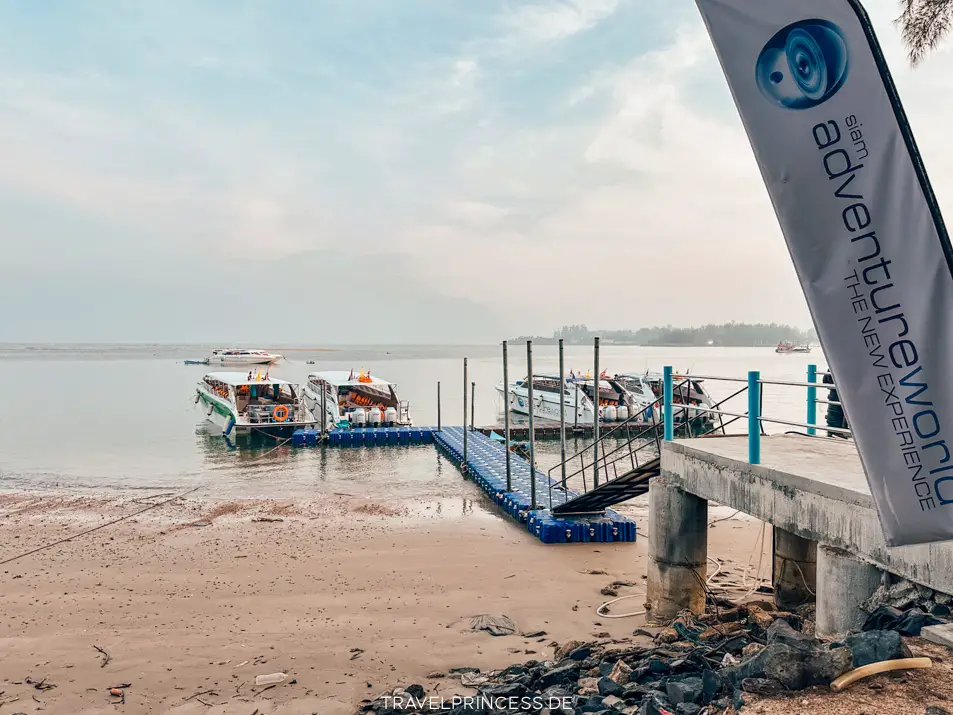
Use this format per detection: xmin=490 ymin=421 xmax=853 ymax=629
xmin=224 ymin=416 xmax=236 ymax=437
xmin=194 ymin=393 xmax=201 ymax=405
xmin=207 ymin=403 xmax=214 ymax=416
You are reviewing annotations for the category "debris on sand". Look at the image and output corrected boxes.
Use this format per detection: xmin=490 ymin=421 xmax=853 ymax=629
xmin=469 ymin=615 xmax=517 ymax=637
xmin=362 ymin=597 xmax=950 ymax=714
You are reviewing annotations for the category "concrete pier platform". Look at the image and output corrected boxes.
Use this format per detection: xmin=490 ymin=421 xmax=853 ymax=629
xmin=661 ymin=435 xmax=953 ymax=595
xmin=654 ymin=434 xmax=953 ymax=636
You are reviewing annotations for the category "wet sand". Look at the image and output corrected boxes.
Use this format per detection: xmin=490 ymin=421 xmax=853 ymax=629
xmin=0 ymin=490 xmax=762 ymax=714
xmin=2 ymin=491 xmax=950 ymax=715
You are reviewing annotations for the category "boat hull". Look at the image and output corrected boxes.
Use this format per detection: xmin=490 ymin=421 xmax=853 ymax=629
xmin=210 ymin=356 xmax=282 ymax=367
xmin=497 ymin=385 xmax=596 ymax=424
xmin=195 ymin=390 xmax=314 ymax=439
xmin=301 ymin=385 xmax=412 ymax=428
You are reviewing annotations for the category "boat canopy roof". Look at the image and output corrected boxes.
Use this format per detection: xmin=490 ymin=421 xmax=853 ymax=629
xmin=619 ymin=371 xmax=705 ymax=383
xmin=204 ymin=371 xmax=294 ymax=386
xmin=309 ymin=371 xmax=396 ymax=388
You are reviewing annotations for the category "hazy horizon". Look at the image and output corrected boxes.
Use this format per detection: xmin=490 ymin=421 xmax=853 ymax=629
xmin=2 ymin=0 xmax=952 ymax=343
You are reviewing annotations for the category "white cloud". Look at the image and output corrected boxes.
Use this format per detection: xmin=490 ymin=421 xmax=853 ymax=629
xmin=500 ymin=0 xmax=622 ymax=45
xmin=7 ymin=0 xmax=953 ymax=341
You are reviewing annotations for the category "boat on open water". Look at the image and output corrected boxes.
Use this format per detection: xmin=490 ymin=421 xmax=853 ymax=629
xmin=775 ymin=341 xmax=811 ymax=354
xmin=205 ymin=348 xmax=284 ymax=366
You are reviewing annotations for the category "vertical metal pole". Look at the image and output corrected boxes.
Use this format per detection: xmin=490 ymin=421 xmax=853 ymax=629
xmin=574 ymin=382 xmax=579 ymax=429
xmin=748 ymin=370 xmax=761 ymax=465
xmin=321 ymin=379 xmax=327 ymax=434
xmin=663 ymin=366 xmax=674 ymax=441
xmin=527 ymin=341 xmax=536 ymax=509
xmin=559 ymin=338 xmax=567 ymax=486
xmin=437 ymin=381 xmax=442 ymax=431
xmin=463 ymin=358 xmax=468 ymax=468
xmin=593 ymin=337 xmax=600 ymax=489
xmin=806 ymin=364 xmax=817 ymax=436
xmin=471 ymin=382 xmax=476 ymax=431
xmin=503 ymin=341 xmax=512 ymax=491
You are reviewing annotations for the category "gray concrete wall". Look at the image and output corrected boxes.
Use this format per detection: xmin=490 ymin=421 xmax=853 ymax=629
xmin=661 ymin=437 xmax=953 ymax=596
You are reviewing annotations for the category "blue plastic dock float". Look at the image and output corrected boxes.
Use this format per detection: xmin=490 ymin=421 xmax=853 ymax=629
xmin=433 ymin=427 xmax=637 ymax=545
xmin=292 ymin=426 xmax=436 ymax=447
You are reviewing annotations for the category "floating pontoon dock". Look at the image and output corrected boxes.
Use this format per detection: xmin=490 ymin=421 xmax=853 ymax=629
xmin=292 ymin=426 xmax=436 ymax=447
xmin=433 ymin=427 xmax=637 ymax=545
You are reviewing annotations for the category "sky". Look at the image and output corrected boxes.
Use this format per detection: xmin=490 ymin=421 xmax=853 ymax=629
xmin=2 ymin=0 xmax=953 ymax=344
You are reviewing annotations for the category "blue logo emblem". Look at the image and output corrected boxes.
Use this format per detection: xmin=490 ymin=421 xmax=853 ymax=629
xmin=756 ymin=19 xmax=849 ymax=110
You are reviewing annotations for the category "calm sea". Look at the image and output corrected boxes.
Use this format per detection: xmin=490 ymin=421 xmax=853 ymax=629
xmin=0 ymin=344 xmax=825 ymax=499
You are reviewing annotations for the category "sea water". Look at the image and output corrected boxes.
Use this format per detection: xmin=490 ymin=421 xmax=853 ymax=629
xmin=0 ymin=343 xmax=824 ymax=499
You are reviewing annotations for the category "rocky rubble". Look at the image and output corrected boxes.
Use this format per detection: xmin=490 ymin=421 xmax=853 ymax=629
xmin=359 ymin=602 xmax=926 ymax=714
xmin=863 ymin=576 xmax=953 ymax=619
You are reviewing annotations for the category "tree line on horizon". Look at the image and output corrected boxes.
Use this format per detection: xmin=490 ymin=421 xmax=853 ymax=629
xmin=510 ymin=322 xmax=818 ymax=347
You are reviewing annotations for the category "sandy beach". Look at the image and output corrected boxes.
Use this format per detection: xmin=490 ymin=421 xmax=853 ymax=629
xmin=2 ymin=491 xmax=951 ymax=715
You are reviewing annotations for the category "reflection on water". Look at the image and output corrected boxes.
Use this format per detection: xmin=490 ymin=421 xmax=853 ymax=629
xmin=0 ymin=344 xmax=824 ymax=505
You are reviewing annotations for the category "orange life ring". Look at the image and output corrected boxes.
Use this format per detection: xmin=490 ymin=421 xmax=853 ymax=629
xmin=273 ymin=405 xmax=290 ymax=422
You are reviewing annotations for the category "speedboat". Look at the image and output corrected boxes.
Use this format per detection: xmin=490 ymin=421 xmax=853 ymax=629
xmin=302 ymin=370 xmax=412 ymax=429
xmin=776 ymin=341 xmax=812 ymax=354
xmin=571 ymin=374 xmax=654 ymax=422
xmin=206 ymin=348 xmax=284 ymax=366
xmin=622 ymin=371 xmax=723 ymax=433
xmin=496 ymin=374 xmax=596 ymax=424
xmin=195 ymin=371 xmax=316 ymax=438
xmin=585 ymin=374 xmax=658 ymax=423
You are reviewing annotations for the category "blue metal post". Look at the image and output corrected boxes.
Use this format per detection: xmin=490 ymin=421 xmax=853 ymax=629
xmin=663 ymin=366 xmax=674 ymax=441
xmin=748 ymin=370 xmax=761 ymax=465
xmin=806 ymin=364 xmax=817 ymax=436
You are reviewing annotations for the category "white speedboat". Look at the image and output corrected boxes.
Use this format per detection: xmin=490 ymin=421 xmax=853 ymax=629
xmin=195 ymin=371 xmax=315 ymax=438
xmin=496 ymin=374 xmax=596 ymax=424
xmin=302 ymin=370 xmax=412 ymax=429
xmin=206 ymin=348 xmax=284 ymax=366
xmin=576 ymin=375 xmax=658 ymax=423
xmin=620 ymin=371 xmax=723 ymax=432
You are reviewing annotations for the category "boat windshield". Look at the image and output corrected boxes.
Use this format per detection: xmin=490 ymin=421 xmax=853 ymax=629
xmin=310 ymin=377 xmax=399 ymax=410
xmin=616 ymin=376 xmax=653 ymax=400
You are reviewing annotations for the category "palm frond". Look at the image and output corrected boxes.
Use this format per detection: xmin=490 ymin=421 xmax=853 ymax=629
xmin=897 ymin=0 xmax=953 ymax=65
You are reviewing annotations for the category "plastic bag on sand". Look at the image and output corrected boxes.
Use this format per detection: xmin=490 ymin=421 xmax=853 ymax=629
xmin=862 ymin=605 xmax=941 ymax=636
xmin=461 ymin=672 xmax=490 ymax=687
xmin=469 ymin=614 xmax=517 ymax=636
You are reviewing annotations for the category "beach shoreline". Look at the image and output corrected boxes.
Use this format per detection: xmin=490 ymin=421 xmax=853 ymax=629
xmin=4 ymin=490 xmax=950 ymax=715
xmin=0 ymin=489 xmax=766 ymax=714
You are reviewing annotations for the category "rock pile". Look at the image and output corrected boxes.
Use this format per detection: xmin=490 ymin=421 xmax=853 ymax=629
xmin=361 ymin=602 xmax=920 ymax=714
xmin=862 ymin=577 xmax=953 ymax=619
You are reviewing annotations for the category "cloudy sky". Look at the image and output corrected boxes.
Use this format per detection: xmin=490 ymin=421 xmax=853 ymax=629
xmin=1 ymin=0 xmax=952 ymax=343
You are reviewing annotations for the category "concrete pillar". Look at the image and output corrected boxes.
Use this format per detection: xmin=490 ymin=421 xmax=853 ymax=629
xmin=772 ymin=527 xmax=817 ymax=610
xmin=646 ymin=479 xmax=708 ymax=623
xmin=816 ymin=544 xmax=882 ymax=640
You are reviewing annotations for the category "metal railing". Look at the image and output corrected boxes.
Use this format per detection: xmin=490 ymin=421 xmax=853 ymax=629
xmin=545 ymin=377 xmax=746 ymax=509
xmin=544 ymin=363 xmax=852 ymax=508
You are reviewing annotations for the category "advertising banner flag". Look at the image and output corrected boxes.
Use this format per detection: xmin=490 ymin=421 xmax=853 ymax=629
xmin=695 ymin=0 xmax=953 ymax=545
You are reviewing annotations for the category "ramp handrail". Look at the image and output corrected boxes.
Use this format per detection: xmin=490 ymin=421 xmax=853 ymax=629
xmin=544 ymin=363 xmax=851 ymax=510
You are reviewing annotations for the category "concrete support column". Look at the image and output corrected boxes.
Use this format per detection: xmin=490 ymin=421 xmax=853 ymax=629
xmin=816 ymin=544 xmax=882 ymax=640
xmin=772 ymin=527 xmax=817 ymax=610
xmin=646 ymin=479 xmax=708 ymax=623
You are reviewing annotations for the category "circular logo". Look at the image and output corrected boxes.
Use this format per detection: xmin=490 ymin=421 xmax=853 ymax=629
xmin=756 ymin=19 xmax=849 ymax=110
